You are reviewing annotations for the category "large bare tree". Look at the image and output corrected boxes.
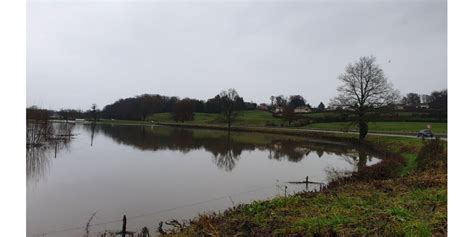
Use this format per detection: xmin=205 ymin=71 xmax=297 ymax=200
xmin=331 ymin=56 xmax=399 ymax=141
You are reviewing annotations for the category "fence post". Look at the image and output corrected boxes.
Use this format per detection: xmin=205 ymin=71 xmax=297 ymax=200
xmin=121 ymin=215 xmax=126 ymax=237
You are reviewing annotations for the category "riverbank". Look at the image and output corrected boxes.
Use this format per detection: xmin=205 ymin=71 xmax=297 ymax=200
xmin=148 ymin=124 xmax=445 ymax=236
xmin=83 ymin=119 xmax=446 ymax=235
xmin=146 ymin=111 xmax=447 ymax=135
xmin=88 ymin=118 xmax=447 ymax=140
xmin=169 ymin=166 xmax=446 ymax=236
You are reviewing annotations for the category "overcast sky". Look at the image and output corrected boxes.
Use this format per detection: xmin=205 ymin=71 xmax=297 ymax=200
xmin=27 ymin=0 xmax=447 ymax=110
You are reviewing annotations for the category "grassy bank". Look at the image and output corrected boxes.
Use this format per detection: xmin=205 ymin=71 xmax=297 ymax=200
xmin=159 ymin=128 xmax=446 ymax=236
xmin=85 ymin=120 xmax=445 ymax=235
xmin=171 ymin=168 xmax=446 ymax=236
xmin=304 ymin=121 xmax=447 ymax=134
xmin=147 ymin=111 xmax=282 ymax=127
xmin=94 ymin=111 xmax=447 ymax=135
xmin=146 ymin=111 xmax=446 ymax=134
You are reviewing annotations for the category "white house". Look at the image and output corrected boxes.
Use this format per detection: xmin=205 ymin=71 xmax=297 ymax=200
xmin=274 ymin=106 xmax=283 ymax=113
xmin=294 ymin=106 xmax=311 ymax=113
xmin=418 ymin=103 xmax=430 ymax=109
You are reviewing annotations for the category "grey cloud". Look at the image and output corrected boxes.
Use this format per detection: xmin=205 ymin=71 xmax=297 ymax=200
xmin=27 ymin=0 xmax=447 ymax=110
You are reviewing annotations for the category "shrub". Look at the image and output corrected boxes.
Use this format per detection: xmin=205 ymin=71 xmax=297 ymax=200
xmin=416 ymin=138 xmax=446 ymax=170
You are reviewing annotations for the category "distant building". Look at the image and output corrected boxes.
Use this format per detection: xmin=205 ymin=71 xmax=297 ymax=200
xmin=274 ymin=106 xmax=283 ymax=113
xmin=258 ymin=103 xmax=269 ymax=111
xmin=294 ymin=106 xmax=311 ymax=113
xmin=393 ymin=104 xmax=405 ymax=110
xmin=418 ymin=103 xmax=430 ymax=109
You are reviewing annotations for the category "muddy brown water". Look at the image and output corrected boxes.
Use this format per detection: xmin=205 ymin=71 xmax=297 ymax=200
xmin=27 ymin=122 xmax=380 ymax=237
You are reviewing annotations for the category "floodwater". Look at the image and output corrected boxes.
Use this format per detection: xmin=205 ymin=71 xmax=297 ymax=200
xmin=27 ymin=122 xmax=380 ymax=237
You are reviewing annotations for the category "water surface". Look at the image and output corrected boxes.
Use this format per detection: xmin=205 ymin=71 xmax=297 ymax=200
xmin=27 ymin=123 xmax=380 ymax=237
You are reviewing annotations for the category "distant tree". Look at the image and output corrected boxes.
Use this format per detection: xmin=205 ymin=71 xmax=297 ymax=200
xmin=219 ymin=88 xmax=242 ymax=130
xmin=164 ymin=96 xmax=179 ymax=112
xmin=192 ymin=99 xmax=206 ymax=113
xmin=101 ymin=94 xmax=165 ymax=120
xmin=137 ymin=94 xmax=157 ymax=120
xmin=331 ymin=56 xmax=399 ymax=141
xmin=317 ymin=102 xmax=326 ymax=111
xmin=173 ymin=98 xmax=195 ymax=122
xmin=288 ymin=95 xmax=306 ymax=108
xmin=58 ymin=109 xmax=73 ymax=122
xmin=203 ymin=96 xmax=218 ymax=113
xmin=421 ymin=94 xmax=431 ymax=104
xmin=275 ymin=95 xmax=287 ymax=107
xmin=244 ymin=102 xmax=257 ymax=110
xmin=282 ymin=106 xmax=296 ymax=126
xmin=26 ymin=106 xmax=51 ymax=121
xmin=90 ymin=104 xmax=98 ymax=122
xmin=428 ymin=89 xmax=447 ymax=111
xmin=401 ymin=93 xmax=421 ymax=106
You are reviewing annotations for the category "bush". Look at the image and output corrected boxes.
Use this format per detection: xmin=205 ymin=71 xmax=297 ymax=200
xmin=416 ymin=138 xmax=446 ymax=170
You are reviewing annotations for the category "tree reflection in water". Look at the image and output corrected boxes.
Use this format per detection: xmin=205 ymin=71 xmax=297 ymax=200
xmin=93 ymin=124 xmax=375 ymax=172
xmin=211 ymin=132 xmax=242 ymax=171
xmin=325 ymin=149 xmax=376 ymax=182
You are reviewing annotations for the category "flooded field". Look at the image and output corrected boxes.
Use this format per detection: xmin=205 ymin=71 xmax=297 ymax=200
xmin=27 ymin=123 xmax=380 ymax=237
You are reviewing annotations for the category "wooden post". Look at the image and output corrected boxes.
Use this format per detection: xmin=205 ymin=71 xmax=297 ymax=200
xmin=115 ymin=215 xmax=135 ymax=237
xmin=122 ymin=215 xmax=127 ymax=237
xmin=305 ymin=176 xmax=309 ymax=190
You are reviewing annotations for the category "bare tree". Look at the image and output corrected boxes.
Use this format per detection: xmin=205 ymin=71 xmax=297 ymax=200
xmin=331 ymin=56 xmax=399 ymax=141
xmin=401 ymin=93 xmax=421 ymax=107
xmin=219 ymin=88 xmax=241 ymax=130
xmin=282 ymin=105 xmax=296 ymax=126
xmin=275 ymin=95 xmax=287 ymax=107
xmin=173 ymin=98 xmax=195 ymax=122
xmin=90 ymin=104 xmax=98 ymax=122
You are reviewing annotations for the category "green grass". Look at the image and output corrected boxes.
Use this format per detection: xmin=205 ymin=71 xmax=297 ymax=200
xmin=305 ymin=121 xmax=447 ymax=134
xmin=233 ymin=110 xmax=283 ymax=126
xmin=302 ymin=111 xmax=340 ymax=118
xmin=147 ymin=112 xmax=220 ymax=124
xmin=303 ymin=111 xmax=436 ymax=119
xmin=400 ymin=153 xmax=418 ymax=175
xmin=147 ymin=110 xmax=283 ymax=127
xmin=102 ymin=112 xmax=447 ymax=135
xmin=174 ymin=175 xmax=446 ymax=236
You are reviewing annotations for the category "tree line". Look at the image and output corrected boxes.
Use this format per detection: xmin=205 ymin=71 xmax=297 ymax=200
xmin=400 ymin=90 xmax=447 ymax=111
xmin=99 ymin=89 xmax=256 ymax=123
